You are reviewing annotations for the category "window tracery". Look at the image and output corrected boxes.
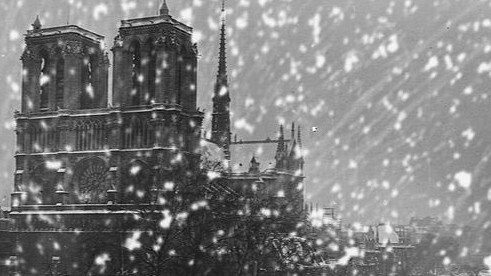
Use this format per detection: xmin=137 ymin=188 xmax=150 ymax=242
xmin=74 ymin=120 xmax=106 ymax=151
xmin=73 ymin=157 xmax=110 ymax=204
xmin=122 ymin=117 xmax=154 ymax=149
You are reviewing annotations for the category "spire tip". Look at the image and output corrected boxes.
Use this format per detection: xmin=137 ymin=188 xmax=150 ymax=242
xmin=160 ymin=0 xmax=170 ymax=16
xmin=32 ymin=15 xmax=42 ymax=31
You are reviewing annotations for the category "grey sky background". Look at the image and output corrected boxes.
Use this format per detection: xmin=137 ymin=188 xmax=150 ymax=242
xmin=1 ymin=0 xmax=491 ymax=229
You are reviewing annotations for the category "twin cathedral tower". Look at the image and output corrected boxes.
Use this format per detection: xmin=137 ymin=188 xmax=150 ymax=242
xmin=6 ymin=1 xmax=305 ymax=273
xmin=14 ymin=1 xmax=231 ymax=206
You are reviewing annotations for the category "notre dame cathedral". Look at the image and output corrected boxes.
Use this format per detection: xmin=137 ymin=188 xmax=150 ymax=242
xmin=6 ymin=1 xmax=305 ymax=275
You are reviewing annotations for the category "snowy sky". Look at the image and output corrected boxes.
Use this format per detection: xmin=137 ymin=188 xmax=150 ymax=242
xmin=1 ymin=0 xmax=491 ymax=228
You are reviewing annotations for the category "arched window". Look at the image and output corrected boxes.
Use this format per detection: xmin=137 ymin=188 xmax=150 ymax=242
xmin=146 ymin=40 xmax=156 ymax=105
xmin=93 ymin=120 xmax=105 ymax=150
xmin=88 ymin=120 xmax=104 ymax=150
xmin=123 ymin=121 xmax=132 ymax=149
xmin=176 ymin=46 xmax=188 ymax=104
xmin=75 ymin=121 xmax=87 ymax=150
xmin=122 ymin=117 xmax=153 ymax=149
xmin=55 ymin=57 xmax=64 ymax=108
xmin=129 ymin=41 xmax=141 ymax=106
xmin=132 ymin=119 xmax=143 ymax=148
xmin=145 ymin=120 xmax=154 ymax=148
xmin=39 ymin=49 xmax=50 ymax=110
xmin=27 ymin=125 xmax=37 ymax=153
xmin=81 ymin=56 xmax=94 ymax=109
xmin=74 ymin=120 xmax=105 ymax=151
xmin=176 ymin=54 xmax=183 ymax=105
xmin=47 ymin=126 xmax=58 ymax=152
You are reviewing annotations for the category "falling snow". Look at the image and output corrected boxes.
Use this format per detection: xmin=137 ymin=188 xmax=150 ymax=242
xmin=0 ymin=0 xmax=490 ymax=274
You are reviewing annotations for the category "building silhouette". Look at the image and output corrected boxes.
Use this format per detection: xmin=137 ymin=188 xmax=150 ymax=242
xmin=7 ymin=1 xmax=305 ymax=274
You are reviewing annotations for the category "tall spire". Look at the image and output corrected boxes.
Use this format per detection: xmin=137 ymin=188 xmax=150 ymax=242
xmin=276 ymin=124 xmax=285 ymax=154
xmin=159 ymin=0 xmax=169 ymax=16
xmin=297 ymin=125 xmax=302 ymax=148
xmin=211 ymin=0 xmax=231 ymax=160
xmin=218 ymin=0 xmax=228 ymax=81
xmin=291 ymin=122 xmax=295 ymax=141
xmin=275 ymin=125 xmax=287 ymax=169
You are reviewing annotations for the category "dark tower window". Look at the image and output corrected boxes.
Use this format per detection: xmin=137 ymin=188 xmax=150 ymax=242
xmin=176 ymin=55 xmax=183 ymax=105
xmin=81 ymin=57 xmax=94 ymax=109
xmin=130 ymin=41 xmax=141 ymax=106
xmin=147 ymin=41 xmax=156 ymax=105
xmin=39 ymin=51 xmax=50 ymax=110
xmin=55 ymin=57 xmax=64 ymax=109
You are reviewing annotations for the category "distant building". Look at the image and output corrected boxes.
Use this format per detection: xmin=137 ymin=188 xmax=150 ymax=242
xmin=409 ymin=216 xmax=443 ymax=243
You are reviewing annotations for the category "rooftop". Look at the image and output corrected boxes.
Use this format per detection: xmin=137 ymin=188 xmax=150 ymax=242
xmin=27 ymin=25 xmax=104 ymax=42
xmin=120 ymin=15 xmax=193 ymax=34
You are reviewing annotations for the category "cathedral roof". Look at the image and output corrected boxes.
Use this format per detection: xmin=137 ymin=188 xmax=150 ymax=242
xmin=119 ymin=7 xmax=193 ymax=35
xmin=230 ymin=143 xmax=276 ymax=173
xmin=26 ymin=24 xmax=104 ymax=43
xmin=199 ymin=139 xmax=228 ymax=171
xmin=119 ymin=16 xmax=192 ymax=34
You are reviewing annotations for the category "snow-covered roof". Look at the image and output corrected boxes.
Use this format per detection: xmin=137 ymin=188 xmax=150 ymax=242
xmin=27 ymin=25 xmax=104 ymax=42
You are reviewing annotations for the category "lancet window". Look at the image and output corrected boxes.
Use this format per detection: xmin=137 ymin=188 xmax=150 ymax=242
xmin=55 ymin=55 xmax=64 ymax=108
xmin=39 ymin=49 xmax=50 ymax=110
xmin=75 ymin=120 xmax=106 ymax=151
xmin=25 ymin=122 xmax=58 ymax=153
xmin=81 ymin=55 xmax=95 ymax=109
xmin=145 ymin=39 xmax=157 ymax=105
xmin=130 ymin=41 xmax=142 ymax=106
xmin=122 ymin=117 xmax=154 ymax=149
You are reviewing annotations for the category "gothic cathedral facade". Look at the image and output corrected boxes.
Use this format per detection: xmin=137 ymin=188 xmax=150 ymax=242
xmin=11 ymin=4 xmax=203 ymax=274
xmin=8 ymin=2 xmax=305 ymax=275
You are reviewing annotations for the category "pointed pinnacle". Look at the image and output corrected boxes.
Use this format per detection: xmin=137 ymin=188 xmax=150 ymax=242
xmin=160 ymin=0 xmax=169 ymax=15
xmin=32 ymin=15 xmax=42 ymax=30
xmin=251 ymin=156 xmax=257 ymax=163
xmin=217 ymin=0 xmax=228 ymax=79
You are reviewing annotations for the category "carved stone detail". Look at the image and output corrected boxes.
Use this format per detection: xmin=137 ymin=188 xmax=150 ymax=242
xmin=20 ymin=49 xmax=41 ymax=64
xmin=156 ymin=32 xmax=180 ymax=49
xmin=63 ymin=41 xmax=84 ymax=56
xmin=191 ymin=43 xmax=198 ymax=55
xmin=113 ymin=35 xmax=123 ymax=49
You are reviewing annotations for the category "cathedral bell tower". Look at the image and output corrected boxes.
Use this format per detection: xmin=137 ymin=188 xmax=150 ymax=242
xmin=111 ymin=0 xmax=198 ymax=110
xmin=21 ymin=16 xmax=109 ymax=113
xmin=211 ymin=0 xmax=232 ymax=159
